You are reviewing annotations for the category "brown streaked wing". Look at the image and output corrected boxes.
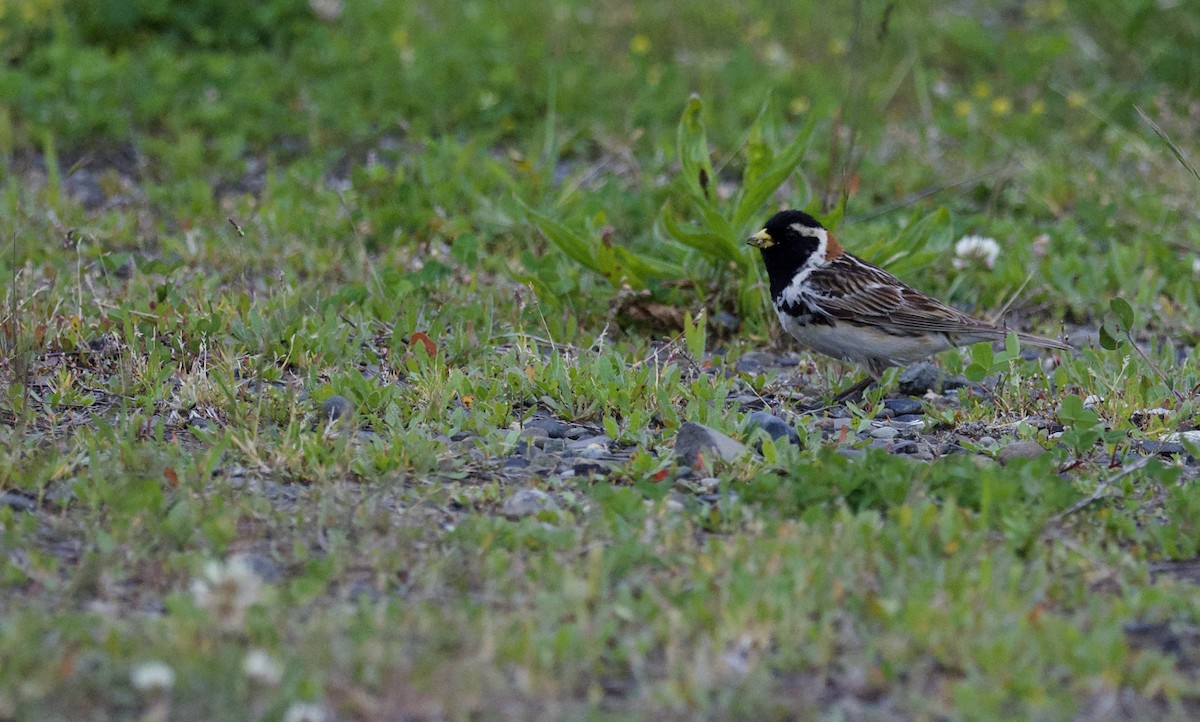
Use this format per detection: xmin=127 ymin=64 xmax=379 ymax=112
xmin=805 ymin=254 xmax=1001 ymax=337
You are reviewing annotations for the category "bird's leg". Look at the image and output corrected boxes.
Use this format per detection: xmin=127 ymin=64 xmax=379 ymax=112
xmin=832 ymin=376 xmax=875 ymax=403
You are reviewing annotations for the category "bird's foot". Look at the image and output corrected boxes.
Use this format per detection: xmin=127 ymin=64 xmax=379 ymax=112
xmin=831 ymin=376 xmax=875 ymax=404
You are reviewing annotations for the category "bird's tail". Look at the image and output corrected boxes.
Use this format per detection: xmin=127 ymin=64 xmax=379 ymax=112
xmin=1015 ymin=331 xmax=1072 ymax=352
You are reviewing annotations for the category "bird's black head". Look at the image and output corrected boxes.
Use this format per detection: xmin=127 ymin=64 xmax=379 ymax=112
xmin=747 ymin=210 xmax=836 ymax=297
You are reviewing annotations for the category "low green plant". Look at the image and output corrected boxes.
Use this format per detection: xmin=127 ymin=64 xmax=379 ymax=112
xmin=522 ymin=94 xmax=816 ymax=313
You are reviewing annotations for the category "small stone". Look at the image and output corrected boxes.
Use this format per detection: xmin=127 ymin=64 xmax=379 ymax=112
xmin=998 ymin=441 xmax=1048 ymax=465
xmin=573 ymin=460 xmax=612 ymax=476
xmin=519 ymin=427 xmax=549 ymax=441
xmin=231 ymin=552 xmax=284 ymax=584
xmin=542 ymin=438 xmax=567 ymax=453
xmin=897 ymin=362 xmax=942 ymax=396
xmin=942 ymin=375 xmax=971 ymax=391
xmin=577 ymin=444 xmax=609 ymax=459
xmin=870 ymin=426 xmax=899 ymax=440
xmin=501 ymin=489 xmax=556 ymax=518
xmin=503 ymin=455 xmax=530 ymax=469
xmin=568 ymin=435 xmax=611 ymax=451
xmin=674 ymin=422 xmax=748 ymax=469
xmin=978 ymin=436 xmax=997 ymax=447
xmin=890 ymin=415 xmax=926 ymax=426
xmin=1137 ymin=441 xmax=1186 ymax=456
xmin=736 ymin=351 xmax=777 ymax=375
xmin=880 ymin=398 xmax=924 ymax=417
xmin=525 ymin=418 xmax=568 ymax=439
xmin=746 ymin=411 xmax=801 ymax=446
xmin=0 ymin=491 xmax=36 ymax=513
xmin=890 ymin=440 xmax=918 ymax=454
xmin=1165 ymin=431 xmax=1200 ymax=445
xmin=564 ymin=426 xmax=590 ymax=440
xmin=321 ymin=395 xmax=353 ymax=422
xmin=713 ymin=311 xmax=740 ymax=332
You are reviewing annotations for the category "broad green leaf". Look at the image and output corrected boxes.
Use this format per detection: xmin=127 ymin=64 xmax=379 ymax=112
xmin=610 ymin=246 xmax=685 ymax=281
xmin=1098 ymin=325 xmax=1120 ymax=350
xmin=963 ymin=359 xmax=987 ymax=381
xmin=970 ymin=340 xmax=994 ymax=371
xmin=676 ymin=94 xmax=717 ymax=206
xmin=659 ymin=205 xmax=743 ymax=266
xmin=732 ymin=114 xmax=817 ymax=233
xmin=741 ymin=97 xmax=775 ymax=189
xmin=520 ymin=203 xmax=605 ymax=277
xmin=1110 ymin=297 xmax=1134 ymax=331
xmin=995 ymin=331 xmax=1021 ymax=363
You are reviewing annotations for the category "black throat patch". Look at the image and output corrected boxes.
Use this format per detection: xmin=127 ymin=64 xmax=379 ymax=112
xmin=758 ymin=239 xmax=820 ymax=303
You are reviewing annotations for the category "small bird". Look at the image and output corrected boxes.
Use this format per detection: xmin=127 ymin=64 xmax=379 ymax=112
xmin=747 ymin=210 xmax=1069 ymax=397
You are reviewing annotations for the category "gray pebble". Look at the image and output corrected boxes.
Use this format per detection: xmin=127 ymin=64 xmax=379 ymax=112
xmin=525 ymin=417 xmax=569 ymax=439
xmin=0 ymin=491 xmax=36 ymax=513
xmin=577 ymin=444 xmax=609 ymax=459
xmin=519 ymin=427 xmax=550 ymax=441
xmin=998 ymin=441 xmax=1048 ymax=465
xmin=573 ymin=460 xmax=612 ymax=476
xmin=501 ymin=488 xmax=557 ymax=518
xmin=746 ymin=411 xmax=801 ymax=446
xmin=897 ymin=362 xmax=942 ymax=396
xmin=674 ymin=422 xmax=748 ymax=469
xmin=321 ymin=395 xmax=353 ymax=422
xmin=736 ymin=351 xmax=777 ymax=375
xmin=713 ymin=311 xmax=740 ymax=332
xmin=568 ymin=435 xmax=611 ymax=451
xmin=881 ymin=398 xmax=924 ymax=417
xmin=503 ymin=456 xmax=530 ymax=469
xmin=230 ymin=552 xmax=284 ymax=584
xmin=1137 ymin=441 xmax=1186 ymax=456
xmin=870 ymin=426 xmax=899 ymax=440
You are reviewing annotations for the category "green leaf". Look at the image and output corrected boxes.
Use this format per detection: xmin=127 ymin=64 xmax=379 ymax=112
xmin=683 ymin=310 xmax=707 ymax=359
xmin=970 ymin=341 xmax=994 ymax=372
xmin=995 ymin=332 xmax=1021 ymax=363
xmin=520 ymin=203 xmax=606 ymax=277
xmin=659 ymin=204 xmax=742 ymax=266
xmin=610 ymin=246 xmax=685 ymax=281
xmin=964 ymin=363 xmax=988 ymax=383
xmin=1098 ymin=325 xmax=1120 ymax=350
xmin=733 ymin=114 xmax=817 ymax=233
xmin=1110 ymin=298 xmax=1134 ymax=331
xmin=677 ymin=94 xmax=717 ymax=206
xmin=1005 ymin=331 xmax=1020 ymax=358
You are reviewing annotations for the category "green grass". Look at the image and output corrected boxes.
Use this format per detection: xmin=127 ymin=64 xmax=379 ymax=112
xmin=3 ymin=0 xmax=1200 ymax=719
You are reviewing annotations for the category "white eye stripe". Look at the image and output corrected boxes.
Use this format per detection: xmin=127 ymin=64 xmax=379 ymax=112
xmin=789 ymin=222 xmax=826 ymax=239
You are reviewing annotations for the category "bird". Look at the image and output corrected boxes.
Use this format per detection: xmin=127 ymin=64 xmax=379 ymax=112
xmin=747 ymin=209 xmax=1070 ymax=398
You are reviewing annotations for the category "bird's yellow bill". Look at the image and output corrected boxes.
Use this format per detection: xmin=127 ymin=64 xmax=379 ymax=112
xmin=747 ymin=229 xmax=774 ymax=248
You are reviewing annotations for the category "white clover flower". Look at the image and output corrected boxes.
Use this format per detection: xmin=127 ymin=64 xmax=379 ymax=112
xmin=243 ymin=649 xmax=284 ymax=687
xmin=953 ymin=235 xmax=1001 ymax=269
xmin=130 ymin=661 xmax=176 ymax=693
xmin=308 ymin=0 xmax=343 ymax=22
xmin=191 ymin=556 xmax=263 ymax=632
xmin=283 ymin=702 xmax=327 ymax=722
xmin=1191 ymin=257 xmax=1200 ymax=277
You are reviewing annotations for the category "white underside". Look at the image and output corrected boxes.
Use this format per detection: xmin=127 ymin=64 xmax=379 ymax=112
xmin=778 ymin=311 xmax=953 ymax=372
